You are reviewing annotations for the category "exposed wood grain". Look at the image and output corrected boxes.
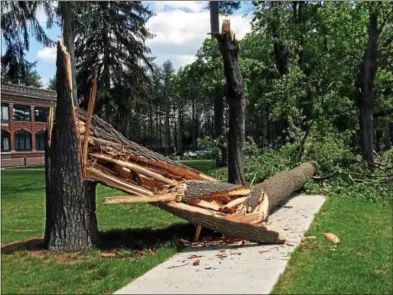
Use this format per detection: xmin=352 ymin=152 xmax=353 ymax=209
xmin=104 ymin=194 xmax=178 ymax=204
xmin=82 ymin=70 xmax=97 ymax=178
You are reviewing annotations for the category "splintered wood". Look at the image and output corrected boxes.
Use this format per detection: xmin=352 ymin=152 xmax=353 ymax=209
xmin=75 ymin=108 xmax=316 ymax=244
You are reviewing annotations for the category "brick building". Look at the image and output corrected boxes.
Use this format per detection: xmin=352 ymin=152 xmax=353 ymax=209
xmin=1 ymin=82 xmax=56 ymax=167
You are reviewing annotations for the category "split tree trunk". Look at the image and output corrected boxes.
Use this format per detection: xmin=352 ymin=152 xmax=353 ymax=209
xmin=44 ymin=42 xmax=99 ymax=251
xmin=60 ymin=2 xmax=78 ymax=106
xmin=215 ymin=23 xmax=246 ymax=185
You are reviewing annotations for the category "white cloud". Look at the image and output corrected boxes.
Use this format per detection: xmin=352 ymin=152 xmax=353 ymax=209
xmin=146 ymin=8 xmax=251 ymax=69
xmin=36 ymin=2 xmax=58 ymax=25
xmin=147 ymin=1 xmax=207 ymax=13
xmin=37 ymin=47 xmax=56 ymax=63
xmin=40 ymin=77 xmax=50 ymax=88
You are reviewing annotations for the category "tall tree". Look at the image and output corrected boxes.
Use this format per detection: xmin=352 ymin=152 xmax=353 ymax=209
xmin=1 ymin=1 xmax=54 ymax=85
xmin=74 ymin=1 xmax=153 ymax=125
xmin=354 ymin=2 xmax=389 ymax=171
xmin=47 ymin=75 xmax=57 ymax=91
xmin=162 ymin=60 xmax=175 ymax=154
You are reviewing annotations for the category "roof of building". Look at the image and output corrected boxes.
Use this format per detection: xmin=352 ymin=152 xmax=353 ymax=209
xmin=1 ymin=82 xmax=56 ymax=101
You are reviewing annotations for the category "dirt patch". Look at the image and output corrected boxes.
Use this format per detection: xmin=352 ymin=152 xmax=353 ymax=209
xmin=1 ymin=237 xmax=92 ymax=264
xmin=2 ymin=237 xmax=45 ymax=253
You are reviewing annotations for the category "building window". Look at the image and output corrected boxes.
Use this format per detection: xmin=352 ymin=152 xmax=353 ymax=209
xmin=35 ymin=107 xmax=49 ymax=122
xmin=36 ymin=130 xmax=45 ymax=151
xmin=1 ymin=130 xmax=10 ymax=152
xmin=13 ymin=105 xmax=31 ymax=122
xmin=1 ymin=104 xmax=9 ymax=122
xmin=15 ymin=130 xmax=31 ymax=151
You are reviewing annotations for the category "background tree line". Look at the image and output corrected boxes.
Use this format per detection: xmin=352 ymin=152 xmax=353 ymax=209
xmin=2 ymin=1 xmax=392 ymax=172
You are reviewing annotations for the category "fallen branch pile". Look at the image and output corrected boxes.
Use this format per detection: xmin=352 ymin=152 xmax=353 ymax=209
xmin=52 ymin=104 xmax=317 ymax=244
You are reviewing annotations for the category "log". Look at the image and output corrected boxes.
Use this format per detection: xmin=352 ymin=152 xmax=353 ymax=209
xmin=159 ymin=202 xmax=285 ymax=244
xmin=245 ymin=162 xmax=317 ymax=212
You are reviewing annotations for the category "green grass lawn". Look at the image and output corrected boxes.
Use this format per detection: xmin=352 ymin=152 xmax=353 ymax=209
xmin=273 ymin=196 xmax=392 ymax=294
xmin=2 ymin=160 xmax=392 ymax=294
xmin=1 ymin=161 xmax=214 ymax=294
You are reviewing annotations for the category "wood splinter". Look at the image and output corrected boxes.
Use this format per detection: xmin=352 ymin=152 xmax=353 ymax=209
xmin=104 ymin=194 xmax=178 ymax=204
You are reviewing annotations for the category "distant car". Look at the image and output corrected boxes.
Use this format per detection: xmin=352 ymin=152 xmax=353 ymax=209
xmin=195 ymin=149 xmax=213 ymax=156
xmin=184 ymin=151 xmax=197 ymax=157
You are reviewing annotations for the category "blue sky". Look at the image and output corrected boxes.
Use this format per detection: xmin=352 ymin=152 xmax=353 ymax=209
xmin=2 ymin=1 xmax=253 ymax=88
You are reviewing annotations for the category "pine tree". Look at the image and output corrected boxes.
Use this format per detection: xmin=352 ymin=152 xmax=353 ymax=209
xmin=1 ymin=1 xmax=54 ymax=84
xmin=74 ymin=1 xmax=154 ymax=126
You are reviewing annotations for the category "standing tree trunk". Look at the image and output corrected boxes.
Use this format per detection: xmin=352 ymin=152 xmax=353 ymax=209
xmin=177 ymin=106 xmax=183 ymax=155
xmin=45 ymin=42 xmax=99 ymax=251
xmin=355 ymin=4 xmax=379 ymax=172
xmin=214 ymin=22 xmax=246 ymax=185
xmin=165 ymin=91 xmax=171 ymax=155
xmin=210 ymin=2 xmax=227 ymax=167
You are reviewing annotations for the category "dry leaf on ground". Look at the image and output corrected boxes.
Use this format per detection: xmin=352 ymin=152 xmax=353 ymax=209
xmin=188 ymin=254 xmax=204 ymax=259
xmin=324 ymin=233 xmax=340 ymax=244
xmin=193 ymin=259 xmax=200 ymax=266
xmin=100 ymin=252 xmax=117 ymax=258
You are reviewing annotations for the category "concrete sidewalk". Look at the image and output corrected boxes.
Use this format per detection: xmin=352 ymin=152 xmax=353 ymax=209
xmin=114 ymin=194 xmax=326 ymax=294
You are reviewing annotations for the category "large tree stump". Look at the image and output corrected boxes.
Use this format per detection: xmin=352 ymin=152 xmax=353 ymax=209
xmin=44 ymin=42 xmax=99 ymax=251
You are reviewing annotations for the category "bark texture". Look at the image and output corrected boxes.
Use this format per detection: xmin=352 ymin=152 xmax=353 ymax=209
xmin=159 ymin=202 xmax=285 ymax=244
xmin=183 ymin=181 xmax=245 ymax=203
xmin=355 ymin=5 xmax=379 ymax=171
xmin=215 ymin=25 xmax=246 ymax=185
xmin=245 ymin=162 xmax=317 ymax=212
xmin=44 ymin=42 xmax=99 ymax=251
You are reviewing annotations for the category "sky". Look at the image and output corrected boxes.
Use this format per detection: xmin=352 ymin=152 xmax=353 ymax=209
xmin=2 ymin=1 xmax=254 ymax=88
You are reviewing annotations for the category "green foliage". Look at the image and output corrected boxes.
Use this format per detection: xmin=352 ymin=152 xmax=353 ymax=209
xmin=74 ymin=1 xmax=153 ymax=123
xmin=1 ymin=1 xmax=55 ymax=86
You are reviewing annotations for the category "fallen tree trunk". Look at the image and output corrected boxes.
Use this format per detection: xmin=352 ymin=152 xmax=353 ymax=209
xmin=245 ymin=162 xmax=317 ymax=213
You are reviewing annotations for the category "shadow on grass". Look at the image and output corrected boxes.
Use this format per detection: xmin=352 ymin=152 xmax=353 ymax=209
xmin=1 ymin=223 xmax=222 ymax=254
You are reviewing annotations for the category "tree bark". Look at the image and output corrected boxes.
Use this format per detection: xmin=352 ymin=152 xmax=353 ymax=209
xmin=245 ymin=162 xmax=317 ymax=212
xmin=210 ymin=2 xmax=226 ymax=167
xmin=159 ymin=202 xmax=285 ymax=244
xmin=271 ymin=1 xmax=289 ymax=76
xmin=384 ymin=122 xmax=392 ymax=150
xmin=177 ymin=106 xmax=183 ymax=155
xmin=215 ymin=27 xmax=246 ymax=185
xmin=165 ymin=90 xmax=171 ymax=155
xmin=44 ymin=42 xmax=99 ymax=251
xmin=355 ymin=5 xmax=379 ymax=172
